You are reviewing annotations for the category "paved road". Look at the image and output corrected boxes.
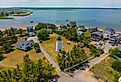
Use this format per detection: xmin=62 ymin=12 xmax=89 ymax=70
xmin=59 ymin=71 xmax=98 ymax=82
xmin=28 ymin=36 xmax=62 ymax=76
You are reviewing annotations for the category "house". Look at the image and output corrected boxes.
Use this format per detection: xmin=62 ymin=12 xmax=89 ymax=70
xmin=108 ymin=37 xmax=119 ymax=46
xmin=89 ymin=27 xmax=98 ymax=33
xmin=103 ymin=29 xmax=116 ymax=39
xmin=47 ymin=28 xmax=53 ymax=34
xmin=67 ymin=21 xmax=77 ymax=28
xmin=58 ymin=24 xmax=67 ymax=31
xmin=118 ymin=77 xmax=121 ymax=82
xmin=77 ymin=25 xmax=87 ymax=32
xmin=91 ymin=32 xmax=102 ymax=41
xmin=56 ymin=36 xmax=62 ymax=52
xmin=27 ymin=26 xmax=34 ymax=33
xmin=26 ymin=26 xmax=36 ymax=36
xmin=77 ymin=30 xmax=84 ymax=35
xmin=103 ymin=31 xmax=111 ymax=39
xmin=16 ymin=39 xmax=34 ymax=51
xmin=29 ymin=32 xmax=36 ymax=37
xmin=80 ymin=43 xmax=84 ymax=48
xmin=96 ymin=41 xmax=104 ymax=49
xmin=108 ymin=34 xmax=120 ymax=46
xmin=77 ymin=25 xmax=85 ymax=30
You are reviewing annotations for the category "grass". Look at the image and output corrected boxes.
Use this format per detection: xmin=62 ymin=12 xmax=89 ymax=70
xmin=0 ymin=46 xmax=47 ymax=69
xmin=41 ymin=33 xmax=77 ymax=64
xmin=81 ymin=47 xmax=92 ymax=58
xmin=90 ymin=57 xmax=121 ymax=82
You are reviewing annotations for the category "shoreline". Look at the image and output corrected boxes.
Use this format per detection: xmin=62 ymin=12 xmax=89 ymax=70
xmin=0 ymin=26 xmax=29 ymax=31
xmin=0 ymin=25 xmax=121 ymax=35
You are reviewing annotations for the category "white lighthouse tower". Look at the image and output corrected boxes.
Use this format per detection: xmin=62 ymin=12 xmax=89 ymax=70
xmin=56 ymin=36 xmax=62 ymax=52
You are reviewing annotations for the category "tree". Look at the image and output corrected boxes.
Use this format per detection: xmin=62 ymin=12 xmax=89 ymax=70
xmin=0 ymin=54 xmax=57 ymax=82
xmin=109 ymin=48 xmax=121 ymax=58
xmin=2 ymin=43 xmax=12 ymax=53
xmin=37 ymin=28 xmax=49 ymax=41
xmin=18 ymin=28 xmax=24 ymax=37
xmin=34 ymin=43 xmax=41 ymax=53
xmin=46 ymin=23 xmax=57 ymax=29
xmin=0 ymin=53 xmax=4 ymax=61
xmin=57 ymin=45 xmax=87 ymax=71
xmin=89 ymin=45 xmax=103 ymax=57
xmin=62 ymin=28 xmax=77 ymax=42
xmin=67 ymin=21 xmax=77 ymax=28
xmin=112 ymin=61 xmax=121 ymax=72
xmin=35 ymin=22 xmax=47 ymax=30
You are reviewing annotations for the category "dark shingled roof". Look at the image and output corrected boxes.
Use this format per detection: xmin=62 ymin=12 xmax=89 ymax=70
xmin=92 ymin=32 xmax=102 ymax=37
xmin=57 ymin=36 xmax=62 ymax=41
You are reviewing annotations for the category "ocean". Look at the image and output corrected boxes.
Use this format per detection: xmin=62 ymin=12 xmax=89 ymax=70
xmin=0 ymin=8 xmax=121 ymax=30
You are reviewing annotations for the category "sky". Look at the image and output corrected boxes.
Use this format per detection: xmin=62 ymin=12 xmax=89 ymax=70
xmin=0 ymin=0 xmax=121 ymax=7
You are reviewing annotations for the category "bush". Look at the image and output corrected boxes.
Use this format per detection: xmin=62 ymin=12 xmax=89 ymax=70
xmin=0 ymin=53 xmax=4 ymax=61
xmin=35 ymin=47 xmax=41 ymax=53
xmin=26 ymin=46 xmax=32 ymax=51
xmin=112 ymin=61 xmax=121 ymax=72
xmin=89 ymin=45 xmax=103 ymax=57
xmin=109 ymin=48 xmax=121 ymax=58
xmin=35 ymin=22 xmax=47 ymax=30
xmin=40 ymin=40 xmax=42 ymax=43
xmin=37 ymin=28 xmax=49 ymax=41
xmin=34 ymin=43 xmax=41 ymax=53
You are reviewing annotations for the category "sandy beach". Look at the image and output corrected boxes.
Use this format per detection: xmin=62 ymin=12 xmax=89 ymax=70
xmin=1 ymin=25 xmax=121 ymax=35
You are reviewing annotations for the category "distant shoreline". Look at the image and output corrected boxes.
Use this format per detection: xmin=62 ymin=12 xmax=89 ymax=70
xmin=1 ymin=7 xmax=121 ymax=10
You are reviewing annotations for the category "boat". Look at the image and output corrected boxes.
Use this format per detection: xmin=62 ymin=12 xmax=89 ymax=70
xmin=30 ymin=20 xmax=34 ymax=23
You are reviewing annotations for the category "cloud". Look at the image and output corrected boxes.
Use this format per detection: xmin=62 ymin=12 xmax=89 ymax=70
xmin=0 ymin=0 xmax=121 ymax=7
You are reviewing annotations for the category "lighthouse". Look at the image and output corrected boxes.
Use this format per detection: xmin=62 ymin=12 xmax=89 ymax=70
xmin=56 ymin=36 xmax=62 ymax=52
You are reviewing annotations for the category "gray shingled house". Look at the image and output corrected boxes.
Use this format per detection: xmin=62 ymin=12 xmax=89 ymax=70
xmin=16 ymin=39 xmax=34 ymax=51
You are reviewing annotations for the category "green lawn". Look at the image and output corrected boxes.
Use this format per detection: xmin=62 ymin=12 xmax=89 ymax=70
xmin=0 ymin=41 xmax=48 ymax=69
xmin=41 ymin=33 xmax=77 ymax=64
xmin=90 ymin=57 xmax=121 ymax=82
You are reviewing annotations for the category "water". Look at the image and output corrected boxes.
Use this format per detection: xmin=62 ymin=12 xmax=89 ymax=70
xmin=0 ymin=8 xmax=121 ymax=31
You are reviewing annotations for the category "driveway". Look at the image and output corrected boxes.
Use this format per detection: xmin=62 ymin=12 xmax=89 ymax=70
xmin=59 ymin=71 xmax=98 ymax=82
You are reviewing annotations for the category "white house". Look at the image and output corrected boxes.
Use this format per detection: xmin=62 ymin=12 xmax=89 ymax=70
xmin=77 ymin=30 xmax=84 ymax=35
xmin=56 ymin=36 xmax=62 ymax=52
xmin=47 ymin=28 xmax=53 ymax=34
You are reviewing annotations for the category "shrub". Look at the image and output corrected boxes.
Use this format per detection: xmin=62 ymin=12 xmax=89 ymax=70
xmin=112 ymin=61 xmax=121 ymax=72
xmin=34 ymin=43 xmax=41 ymax=53
xmin=109 ymin=48 xmax=121 ymax=58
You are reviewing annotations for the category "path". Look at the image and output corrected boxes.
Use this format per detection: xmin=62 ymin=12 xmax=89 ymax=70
xmin=59 ymin=42 xmax=113 ymax=82
xmin=28 ymin=36 xmax=62 ymax=76
xmin=29 ymin=36 xmax=113 ymax=82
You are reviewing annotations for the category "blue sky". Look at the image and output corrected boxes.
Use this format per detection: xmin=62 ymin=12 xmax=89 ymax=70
xmin=0 ymin=0 xmax=121 ymax=7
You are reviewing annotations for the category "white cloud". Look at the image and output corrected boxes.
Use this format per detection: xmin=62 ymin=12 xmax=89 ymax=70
xmin=0 ymin=0 xmax=121 ymax=7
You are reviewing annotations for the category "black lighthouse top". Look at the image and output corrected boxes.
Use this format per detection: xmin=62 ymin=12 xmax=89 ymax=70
xmin=57 ymin=36 xmax=62 ymax=41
